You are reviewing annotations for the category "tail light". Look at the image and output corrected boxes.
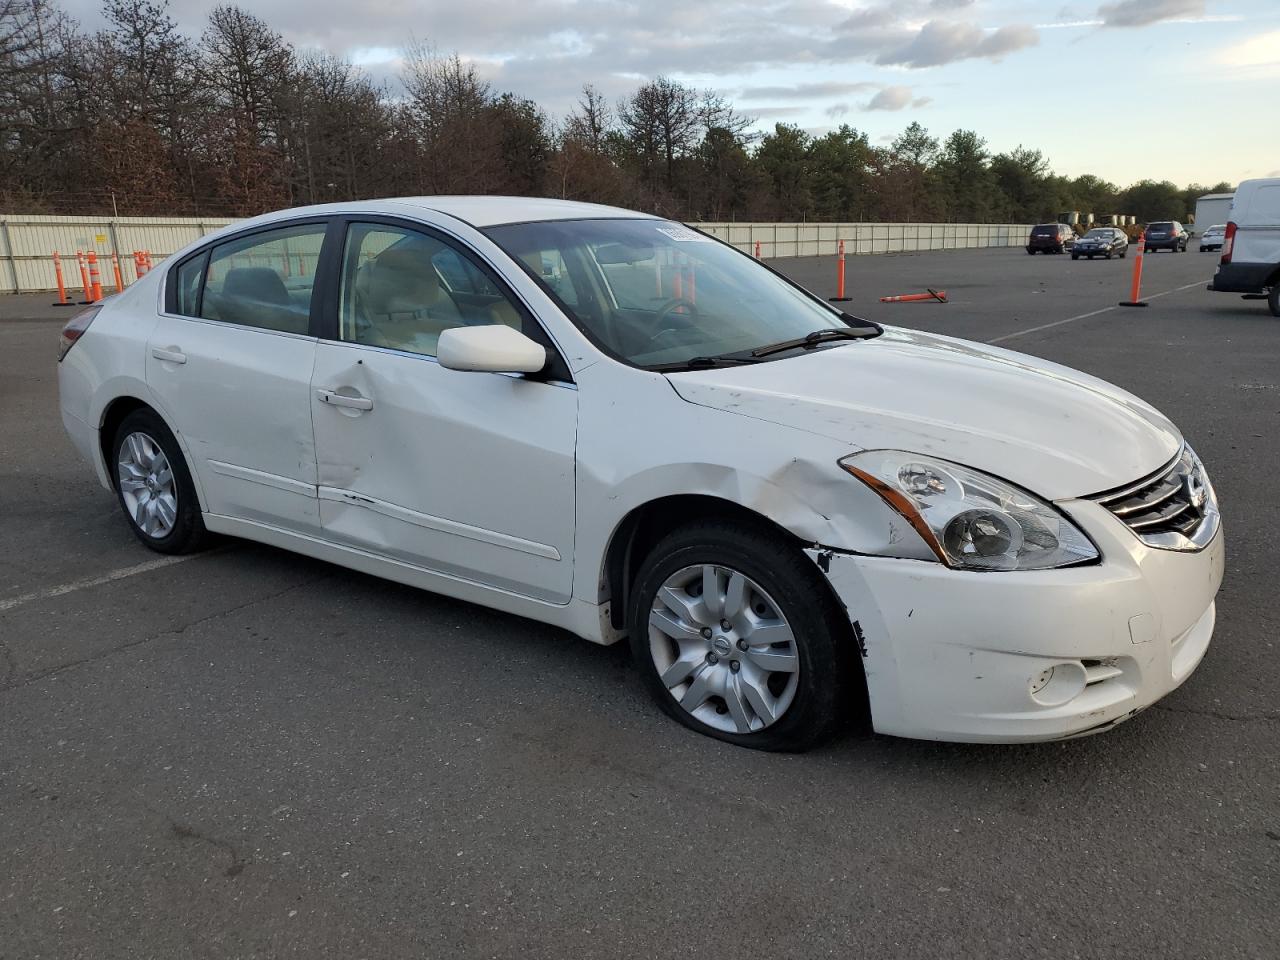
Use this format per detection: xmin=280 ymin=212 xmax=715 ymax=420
xmin=1220 ymin=222 xmax=1237 ymax=264
xmin=58 ymin=306 xmax=101 ymax=361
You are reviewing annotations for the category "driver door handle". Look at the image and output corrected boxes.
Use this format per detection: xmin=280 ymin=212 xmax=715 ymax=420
xmin=151 ymin=346 xmax=186 ymax=364
xmin=316 ymin=389 xmax=373 ymax=411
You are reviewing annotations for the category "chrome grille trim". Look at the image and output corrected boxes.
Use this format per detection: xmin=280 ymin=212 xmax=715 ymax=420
xmin=1089 ymin=444 xmax=1220 ymax=552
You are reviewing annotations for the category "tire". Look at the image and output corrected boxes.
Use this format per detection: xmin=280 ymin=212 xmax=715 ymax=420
xmin=1105 ymin=251 xmax=1113 ymax=260
xmin=1269 ymin=285 xmax=1280 ymax=318
xmin=111 ymin=408 xmax=208 ymax=554
xmin=1071 ymin=253 xmax=1079 ymax=260
xmin=1026 ymin=248 xmax=1036 ymax=255
xmin=627 ymin=520 xmax=859 ymax=752
xmin=1121 ymin=247 xmax=1128 ymax=258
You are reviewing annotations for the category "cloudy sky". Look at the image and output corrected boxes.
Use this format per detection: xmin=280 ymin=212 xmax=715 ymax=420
xmin=66 ymin=0 xmax=1280 ymax=186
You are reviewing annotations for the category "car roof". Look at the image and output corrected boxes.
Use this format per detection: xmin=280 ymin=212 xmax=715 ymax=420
xmin=229 ymin=196 xmax=660 ymax=231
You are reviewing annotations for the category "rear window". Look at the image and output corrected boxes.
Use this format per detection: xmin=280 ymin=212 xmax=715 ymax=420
xmin=1148 ymin=222 xmax=1173 ymax=231
xmin=1031 ymin=225 xmax=1056 ymax=236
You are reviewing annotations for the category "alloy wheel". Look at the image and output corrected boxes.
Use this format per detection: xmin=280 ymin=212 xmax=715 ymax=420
xmin=647 ymin=564 xmax=800 ymax=734
xmin=116 ymin=431 xmax=178 ymax=539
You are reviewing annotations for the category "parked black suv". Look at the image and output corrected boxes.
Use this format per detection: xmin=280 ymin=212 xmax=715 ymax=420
xmin=1143 ymin=221 xmax=1189 ymax=253
xmin=1026 ymin=223 xmax=1075 ymax=255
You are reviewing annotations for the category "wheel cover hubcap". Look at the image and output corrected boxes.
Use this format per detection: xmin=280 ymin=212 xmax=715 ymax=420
xmin=648 ymin=564 xmax=800 ymax=734
xmin=117 ymin=431 xmax=178 ymax=539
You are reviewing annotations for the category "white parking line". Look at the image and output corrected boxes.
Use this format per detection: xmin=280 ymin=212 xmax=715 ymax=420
xmin=986 ymin=280 xmax=1205 ymax=345
xmin=0 ymin=553 xmax=204 ymax=614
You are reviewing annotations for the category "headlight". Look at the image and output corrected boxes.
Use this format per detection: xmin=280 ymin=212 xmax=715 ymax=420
xmin=839 ymin=451 xmax=1099 ymax=571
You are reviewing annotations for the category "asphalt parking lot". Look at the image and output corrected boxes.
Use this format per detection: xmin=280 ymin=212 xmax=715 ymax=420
xmin=3 ymin=245 xmax=1277 ymax=959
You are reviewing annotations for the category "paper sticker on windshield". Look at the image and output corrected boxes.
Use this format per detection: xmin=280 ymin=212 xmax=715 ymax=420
xmin=656 ymin=226 xmax=711 ymax=243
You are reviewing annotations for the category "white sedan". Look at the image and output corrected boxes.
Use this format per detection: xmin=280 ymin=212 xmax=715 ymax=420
xmin=1199 ymin=224 xmax=1227 ymax=252
xmin=57 ymin=198 xmax=1224 ymax=750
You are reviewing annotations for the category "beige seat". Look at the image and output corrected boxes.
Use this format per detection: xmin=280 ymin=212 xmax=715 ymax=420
xmin=354 ymin=245 xmax=464 ymax=354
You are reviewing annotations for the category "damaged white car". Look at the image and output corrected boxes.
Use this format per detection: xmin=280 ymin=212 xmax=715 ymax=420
xmin=57 ymin=198 xmax=1224 ymax=750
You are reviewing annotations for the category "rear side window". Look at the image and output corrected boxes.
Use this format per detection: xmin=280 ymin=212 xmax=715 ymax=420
xmin=197 ymin=223 xmax=327 ymax=334
xmin=174 ymin=252 xmax=207 ymax=316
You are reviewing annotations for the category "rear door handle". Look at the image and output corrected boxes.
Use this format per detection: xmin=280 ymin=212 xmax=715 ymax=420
xmin=151 ymin=346 xmax=187 ymax=364
xmin=316 ymin=389 xmax=373 ymax=411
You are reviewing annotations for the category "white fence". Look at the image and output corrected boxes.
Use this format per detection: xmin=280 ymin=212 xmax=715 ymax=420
xmin=697 ymin=221 xmax=1033 ymax=259
xmin=0 ymin=214 xmax=236 ymax=294
xmin=0 ymin=214 xmax=1033 ymax=293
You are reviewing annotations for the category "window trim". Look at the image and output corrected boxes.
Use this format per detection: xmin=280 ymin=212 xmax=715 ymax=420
xmin=319 ymin=214 xmax=574 ymax=384
xmin=164 ymin=216 xmax=339 ymax=339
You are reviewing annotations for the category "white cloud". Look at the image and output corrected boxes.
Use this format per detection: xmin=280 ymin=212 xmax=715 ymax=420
xmin=866 ymin=85 xmax=914 ymax=110
xmin=1217 ymin=30 xmax=1280 ymax=67
xmin=876 ymin=20 xmax=1039 ymax=68
xmin=1097 ymin=0 xmax=1203 ymax=28
xmin=742 ymin=81 xmax=879 ymax=100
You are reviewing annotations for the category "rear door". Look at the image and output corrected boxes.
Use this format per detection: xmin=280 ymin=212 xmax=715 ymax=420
xmin=309 ymin=217 xmax=578 ymax=603
xmin=147 ymin=220 xmax=333 ymax=532
xmin=1235 ymin=182 xmax=1280 ymax=268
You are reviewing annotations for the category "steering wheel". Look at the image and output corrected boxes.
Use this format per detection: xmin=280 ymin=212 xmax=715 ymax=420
xmin=649 ymin=298 xmax=700 ymax=343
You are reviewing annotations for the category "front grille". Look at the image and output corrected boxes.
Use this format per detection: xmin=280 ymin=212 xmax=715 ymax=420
xmin=1090 ymin=446 xmax=1215 ymax=550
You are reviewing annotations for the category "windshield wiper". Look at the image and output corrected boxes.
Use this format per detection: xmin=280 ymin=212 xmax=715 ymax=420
xmin=750 ymin=326 xmax=876 ymax=359
xmin=647 ymin=355 xmax=763 ymax=372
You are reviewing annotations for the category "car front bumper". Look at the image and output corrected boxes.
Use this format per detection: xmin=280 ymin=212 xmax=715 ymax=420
xmin=808 ymin=499 xmax=1224 ymax=743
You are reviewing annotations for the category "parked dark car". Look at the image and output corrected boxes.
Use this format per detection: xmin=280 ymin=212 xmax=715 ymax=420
xmin=1144 ymin=221 xmax=1189 ymax=252
xmin=1026 ymin=223 xmax=1075 ymax=254
xmin=1071 ymin=227 xmax=1129 ymax=260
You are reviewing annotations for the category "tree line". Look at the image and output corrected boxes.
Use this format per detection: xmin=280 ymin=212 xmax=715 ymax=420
xmin=1 ymin=0 xmax=1231 ymax=223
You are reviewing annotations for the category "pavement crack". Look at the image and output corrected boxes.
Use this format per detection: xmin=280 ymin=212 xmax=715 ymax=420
xmin=136 ymin=795 xmax=248 ymax=878
xmin=0 ymin=575 xmax=328 ymax=695
xmin=1154 ymin=703 xmax=1280 ymax=724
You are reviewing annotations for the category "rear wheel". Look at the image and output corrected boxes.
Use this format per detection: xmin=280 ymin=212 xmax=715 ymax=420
xmin=1268 ymin=285 xmax=1280 ymax=318
xmin=627 ymin=521 xmax=857 ymax=752
xmin=111 ymin=408 xmax=207 ymax=554
xmin=1071 ymin=253 xmax=1079 ymax=261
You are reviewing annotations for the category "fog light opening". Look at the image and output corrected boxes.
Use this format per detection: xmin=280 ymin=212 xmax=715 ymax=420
xmin=1029 ymin=661 xmax=1088 ymax=707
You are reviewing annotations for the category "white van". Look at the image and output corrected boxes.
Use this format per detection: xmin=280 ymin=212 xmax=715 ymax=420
xmin=1209 ymin=178 xmax=1280 ymax=316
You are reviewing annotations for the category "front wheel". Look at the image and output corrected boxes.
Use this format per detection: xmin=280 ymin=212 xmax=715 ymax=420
xmin=111 ymin=408 xmax=208 ymax=554
xmin=627 ymin=521 xmax=858 ymax=751
xmin=1269 ymin=285 xmax=1280 ymax=318
xmin=1071 ymin=253 xmax=1079 ymax=260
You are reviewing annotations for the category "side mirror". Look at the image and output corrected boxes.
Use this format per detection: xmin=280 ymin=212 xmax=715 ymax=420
xmin=437 ymin=324 xmax=548 ymax=374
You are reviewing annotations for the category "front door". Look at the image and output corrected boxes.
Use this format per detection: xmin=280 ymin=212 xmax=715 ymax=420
xmin=146 ymin=220 xmax=330 ymax=532
xmin=309 ymin=220 xmax=578 ymax=603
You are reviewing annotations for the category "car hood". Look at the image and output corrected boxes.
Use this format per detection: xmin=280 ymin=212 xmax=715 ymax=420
xmin=667 ymin=327 xmax=1181 ymax=500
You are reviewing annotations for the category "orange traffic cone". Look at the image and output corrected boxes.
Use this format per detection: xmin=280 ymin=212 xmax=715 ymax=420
xmin=880 ymin=288 xmax=948 ymax=303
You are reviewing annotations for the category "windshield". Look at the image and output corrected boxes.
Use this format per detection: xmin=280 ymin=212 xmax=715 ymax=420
xmin=1084 ymin=229 xmax=1110 ymax=238
xmin=484 ymin=218 xmax=859 ymax=367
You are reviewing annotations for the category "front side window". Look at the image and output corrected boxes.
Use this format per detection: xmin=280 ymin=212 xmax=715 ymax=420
xmin=339 ymin=223 xmax=531 ymax=359
xmin=485 ymin=219 xmax=860 ymax=368
xmin=197 ymin=223 xmax=326 ymax=333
